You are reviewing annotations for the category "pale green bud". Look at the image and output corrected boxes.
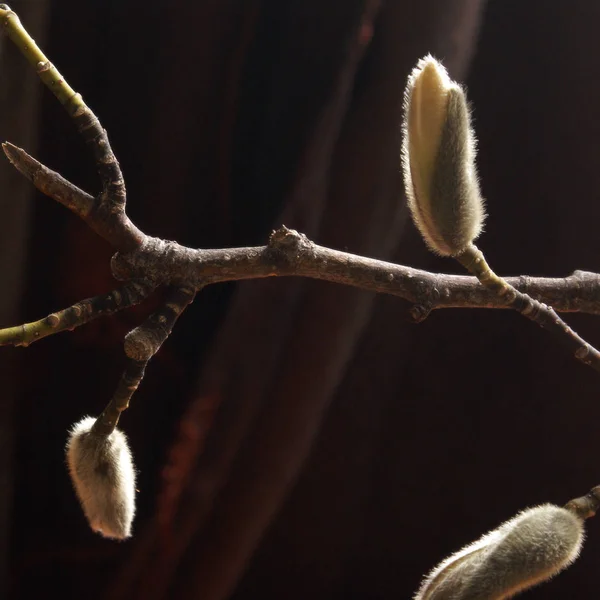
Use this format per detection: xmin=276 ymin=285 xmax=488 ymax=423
xmin=65 ymin=416 xmax=136 ymax=540
xmin=414 ymin=504 xmax=584 ymax=600
xmin=402 ymin=55 xmax=486 ymax=256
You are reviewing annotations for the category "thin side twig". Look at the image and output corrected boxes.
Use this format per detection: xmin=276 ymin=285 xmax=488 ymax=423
xmin=93 ymin=285 xmax=197 ymax=435
xmin=0 ymin=279 xmax=155 ymax=347
xmin=457 ymin=244 xmax=600 ymax=373
xmin=2 ymin=143 xmax=144 ymax=248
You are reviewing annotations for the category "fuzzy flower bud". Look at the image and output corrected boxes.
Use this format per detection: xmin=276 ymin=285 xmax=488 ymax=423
xmin=402 ymin=55 xmax=486 ymax=256
xmin=65 ymin=416 xmax=136 ymax=540
xmin=414 ymin=504 xmax=584 ymax=600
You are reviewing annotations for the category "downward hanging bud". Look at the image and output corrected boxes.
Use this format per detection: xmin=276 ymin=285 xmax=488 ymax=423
xmin=402 ymin=55 xmax=486 ymax=256
xmin=65 ymin=416 xmax=136 ymax=540
xmin=414 ymin=504 xmax=584 ymax=600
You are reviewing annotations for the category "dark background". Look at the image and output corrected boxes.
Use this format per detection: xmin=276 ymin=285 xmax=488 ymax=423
xmin=2 ymin=0 xmax=600 ymax=598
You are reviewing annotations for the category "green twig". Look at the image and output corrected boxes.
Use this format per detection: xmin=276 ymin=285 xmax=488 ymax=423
xmin=457 ymin=243 xmax=600 ymax=372
xmin=0 ymin=5 xmax=83 ymax=113
xmin=0 ymin=280 xmax=155 ymax=347
xmin=1 ymin=4 xmax=128 ymax=217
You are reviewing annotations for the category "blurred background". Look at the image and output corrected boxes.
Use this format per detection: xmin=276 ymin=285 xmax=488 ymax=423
xmin=2 ymin=0 xmax=600 ymax=598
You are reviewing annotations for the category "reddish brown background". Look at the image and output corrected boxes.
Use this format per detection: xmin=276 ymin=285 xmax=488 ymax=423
xmin=2 ymin=0 xmax=600 ymax=598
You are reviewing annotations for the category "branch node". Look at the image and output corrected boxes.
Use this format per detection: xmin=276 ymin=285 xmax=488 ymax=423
xmin=45 ymin=314 xmax=60 ymax=328
xmin=124 ymin=327 xmax=164 ymax=362
xmin=565 ymin=485 xmax=600 ymax=520
xmin=409 ymin=303 xmax=432 ymax=323
xmin=268 ymin=226 xmax=311 ymax=252
xmin=124 ymin=285 xmax=196 ymax=361
xmin=36 ymin=60 xmax=52 ymax=73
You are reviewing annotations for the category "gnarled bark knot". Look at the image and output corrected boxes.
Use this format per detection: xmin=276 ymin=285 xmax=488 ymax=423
xmin=268 ymin=226 xmax=312 ymax=253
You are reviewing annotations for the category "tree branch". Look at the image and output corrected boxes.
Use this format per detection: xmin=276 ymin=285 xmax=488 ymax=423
xmin=110 ymin=227 xmax=600 ymax=314
xmin=0 ymin=5 xmax=140 ymax=251
xmin=4 ymin=139 xmax=600 ymax=320
xmin=93 ymin=285 xmax=197 ymax=435
xmin=2 ymin=142 xmax=144 ymax=249
xmin=455 ymin=243 xmax=600 ymax=372
xmin=4 ymin=143 xmax=599 ymax=325
xmin=0 ymin=279 xmax=155 ymax=347
xmin=3 ymin=3 xmax=600 ymax=380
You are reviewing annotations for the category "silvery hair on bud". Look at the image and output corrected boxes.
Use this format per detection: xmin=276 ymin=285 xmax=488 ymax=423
xmin=414 ymin=504 xmax=584 ymax=600
xmin=65 ymin=416 xmax=136 ymax=540
xmin=402 ymin=56 xmax=486 ymax=256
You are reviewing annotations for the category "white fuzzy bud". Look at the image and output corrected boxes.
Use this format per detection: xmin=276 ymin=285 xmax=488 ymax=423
xmin=402 ymin=55 xmax=486 ymax=256
xmin=414 ymin=504 xmax=584 ymax=600
xmin=65 ymin=416 xmax=136 ymax=540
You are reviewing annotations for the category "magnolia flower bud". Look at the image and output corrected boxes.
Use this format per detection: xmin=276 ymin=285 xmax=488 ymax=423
xmin=402 ymin=55 xmax=486 ymax=256
xmin=414 ymin=504 xmax=584 ymax=600
xmin=65 ymin=416 xmax=136 ymax=540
